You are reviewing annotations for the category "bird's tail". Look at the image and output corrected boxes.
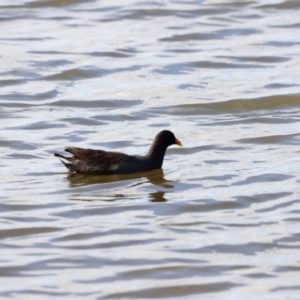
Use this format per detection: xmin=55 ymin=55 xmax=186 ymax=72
xmin=54 ymin=153 xmax=72 ymax=170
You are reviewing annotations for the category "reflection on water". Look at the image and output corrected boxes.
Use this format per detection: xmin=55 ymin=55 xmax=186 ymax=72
xmin=68 ymin=168 xmax=173 ymax=188
xmin=1 ymin=0 xmax=300 ymax=298
xmin=66 ymin=169 xmax=174 ymax=203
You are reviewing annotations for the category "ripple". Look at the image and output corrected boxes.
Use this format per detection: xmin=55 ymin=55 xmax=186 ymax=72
xmin=232 ymin=173 xmax=294 ymax=186
xmin=218 ymin=55 xmax=290 ymax=64
xmin=264 ymin=83 xmax=299 ymax=89
xmin=104 ymin=281 xmax=241 ymax=298
xmin=154 ymin=60 xmax=266 ymax=74
xmin=26 ymin=0 xmax=94 ymax=8
xmin=29 ymin=59 xmax=73 ymax=68
xmin=263 ymin=41 xmax=300 ymax=47
xmin=0 ymin=227 xmax=59 ymax=239
xmin=1 ymin=89 xmax=59 ymax=103
xmin=52 ymin=99 xmax=143 ymax=108
xmin=148 ymin=94 xmax=300 ymax=116
xmin=160 ymin=28 xmax=261 ymax=42
xmin=84 ymin=51 xmax=133 ymax=58
xmin=0 ymin=79 xmax=24 ymax=87
xmin=7 ymin=121 xmax=66 ymax=130
xmin=258 ymin=1 xmax=300 ymax=10
xmin=237 ymin=132 xmax=300 ymax=144
xmin=44 ymin=65 xmax=144 ymax=81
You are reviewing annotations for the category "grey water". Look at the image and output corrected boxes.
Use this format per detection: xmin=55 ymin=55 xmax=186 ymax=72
xmin=1 ymin=0 xmax=300 ymax=299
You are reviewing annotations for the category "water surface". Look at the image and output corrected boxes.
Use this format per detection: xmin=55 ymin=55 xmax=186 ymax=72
xmin=1 ymin=0 xmax=300 ymax=299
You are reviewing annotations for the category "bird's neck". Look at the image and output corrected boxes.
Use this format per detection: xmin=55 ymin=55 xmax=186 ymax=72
xmin=147 ymin=141 xmax=166 ymax=167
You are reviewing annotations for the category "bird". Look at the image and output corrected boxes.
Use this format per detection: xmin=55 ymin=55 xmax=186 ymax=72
xmin=54 ymin=130 xmax=182 ymax=175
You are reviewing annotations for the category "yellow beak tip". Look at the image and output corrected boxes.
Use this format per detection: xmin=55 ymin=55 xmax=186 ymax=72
xmin=175 ymin=138 xmax=183 ymax=147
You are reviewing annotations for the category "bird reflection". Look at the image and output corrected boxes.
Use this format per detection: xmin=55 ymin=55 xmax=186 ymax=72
xmin=66 ymin=169 xmax=173 ymax=202
xmin=148 ymin=191 xmax=167 ymax=202
xmin=67 ymin=168 xmax=174 ymax=190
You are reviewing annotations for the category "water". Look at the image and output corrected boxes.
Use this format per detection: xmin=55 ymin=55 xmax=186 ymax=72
xmin=1 ymin=0 xmax=300 ymax=298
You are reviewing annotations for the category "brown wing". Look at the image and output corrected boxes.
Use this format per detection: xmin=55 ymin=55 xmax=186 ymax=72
xmin=65 ymin=146 xmax=133 ymax=172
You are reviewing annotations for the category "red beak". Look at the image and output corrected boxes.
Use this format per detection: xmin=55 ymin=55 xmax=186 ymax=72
xmin=174 ymin=138 xmax=182 ymax=146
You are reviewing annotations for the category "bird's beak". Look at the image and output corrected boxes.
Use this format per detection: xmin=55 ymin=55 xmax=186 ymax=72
xmin=174 ymin=138 xmax=183 ymax=147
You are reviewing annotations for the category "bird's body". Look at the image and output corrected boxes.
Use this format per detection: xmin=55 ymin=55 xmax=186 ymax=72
xmin=54 ymin=130 xmax=182 ymax=175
